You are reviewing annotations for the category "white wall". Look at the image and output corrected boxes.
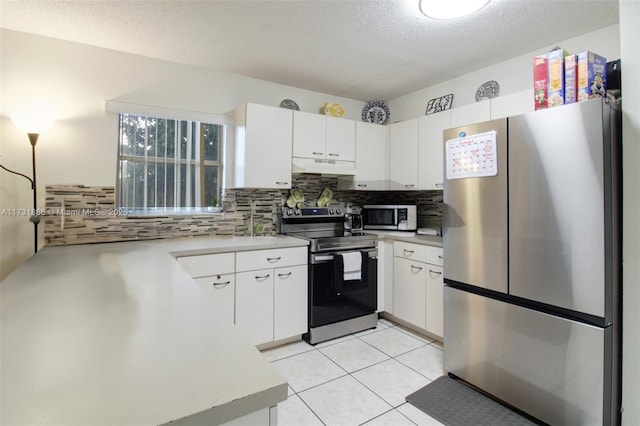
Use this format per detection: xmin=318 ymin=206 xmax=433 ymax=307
xmin=619 ymin=1 xmax=640 ymax=424
xmin=387 ymin=24 xmax=621 ymax=122
xmin=0 ymin=29 xmax=366 ymax=279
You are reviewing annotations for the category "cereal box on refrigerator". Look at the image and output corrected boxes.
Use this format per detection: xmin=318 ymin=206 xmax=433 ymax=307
xmin=564 ymin=54 xmax=578 ymax=104
xmin=533 ymin=54 xmax=548 ymax=110
xmin=547 ymin=48 xmax=568 ymax=108
xmin=577 ymin=50 xmax=607 ymax=101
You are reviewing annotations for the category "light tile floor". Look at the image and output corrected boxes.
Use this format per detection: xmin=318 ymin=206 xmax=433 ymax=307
xmin=261 ymin=318 xmax=446 ymax=426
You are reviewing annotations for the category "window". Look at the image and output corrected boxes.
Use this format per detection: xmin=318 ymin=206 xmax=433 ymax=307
xmin=117 ymin=114 xmax=224 ymax=209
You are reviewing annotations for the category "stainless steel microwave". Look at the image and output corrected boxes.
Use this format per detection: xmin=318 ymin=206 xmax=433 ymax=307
xmin=362 ymin=205 xmax=417 ymax=231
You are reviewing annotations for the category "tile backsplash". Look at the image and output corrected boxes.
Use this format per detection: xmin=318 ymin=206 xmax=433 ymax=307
xmin=44 ymin=176 xmax=442 ymax=246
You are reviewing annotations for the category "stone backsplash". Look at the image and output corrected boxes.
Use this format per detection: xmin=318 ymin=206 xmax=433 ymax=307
xmin=44 ymin=176 xmax=442 ymax=246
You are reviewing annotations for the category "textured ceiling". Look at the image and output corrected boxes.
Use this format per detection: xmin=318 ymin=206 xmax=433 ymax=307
xmin=0 ymin=0 xmax=620 ymax=101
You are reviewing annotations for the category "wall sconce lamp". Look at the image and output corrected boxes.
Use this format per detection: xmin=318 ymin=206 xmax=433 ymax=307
xmin=1 ymin=108 xmax=54 ymax=253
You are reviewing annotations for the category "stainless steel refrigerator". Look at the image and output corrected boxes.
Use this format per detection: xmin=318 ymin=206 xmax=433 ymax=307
xmin=442 ymin=98 xmax=622 ymax=425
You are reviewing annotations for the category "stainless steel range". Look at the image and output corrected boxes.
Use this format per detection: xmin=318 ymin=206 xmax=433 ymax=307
xmin=279 ymin=205 xmax=378 ymax=344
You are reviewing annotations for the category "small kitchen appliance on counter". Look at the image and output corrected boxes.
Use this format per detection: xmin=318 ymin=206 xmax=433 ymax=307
xmin=278 ymin=205 xmax=378 ymax=344
xmin=362 ymin=204 xmax=417 ymax=231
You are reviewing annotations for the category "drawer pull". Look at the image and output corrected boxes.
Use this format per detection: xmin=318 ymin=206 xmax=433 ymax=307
xmin=328 ymin=153 xmax=339 ymax=157
xmin=403 ymin=249 xmax=415 ymax=256
xmin=312 ymin=152 xmax=324 ymax=156
xmin=254 ymin=274 xmax=271 ymax=281
xmin=357 ymin=184 xmax=368 ymax=188
xmin=278 ymin=272 xmax=292 ymax=279
xmin=212 ymin=280 xmax=231 ymax=288
xmin=411 ymin=265 xmax=423 ymax=272
xmin=435 ymin=183 xmax=444 ymax=188
xmin=405 ymin=184 xmax=415 ymax=189
xmin=429 ymin=269 xmax=442 ymax=276
xmin=267 ymin=256 xmax=282 ymax=263
xmin=275 ymin=181 xmax=289 ymax=186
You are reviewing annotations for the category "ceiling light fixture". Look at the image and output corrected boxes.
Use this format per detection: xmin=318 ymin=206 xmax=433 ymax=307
xmin=419 ymin=0 xmax=491 ymax=19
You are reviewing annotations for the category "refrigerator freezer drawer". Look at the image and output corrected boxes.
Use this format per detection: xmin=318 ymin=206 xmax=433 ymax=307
xmin=444 ymin=286 xmax=611 ymax=426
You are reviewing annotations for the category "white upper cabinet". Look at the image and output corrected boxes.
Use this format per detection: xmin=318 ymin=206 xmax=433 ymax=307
xmin=389 ymin=118 xmax=419 ymax=190
xmin=293 ymin=111 xmax=355 ymax=162
xmin=234 ymin=103 xmax=292 ymax=189
xmin=490 ymin=89 xmax=533 ymax=119
xmin=418 ymin=111 xmax=450 ymax=190
xmin=292 ymin=110 xmax=326 ymax=159
xmin=326 ymin=116 xmax=356 ymax=161
xmin=450 ymin=99 xmax=491 ymax=128
xmin=338 ymin=121 xmax=387 ymax=190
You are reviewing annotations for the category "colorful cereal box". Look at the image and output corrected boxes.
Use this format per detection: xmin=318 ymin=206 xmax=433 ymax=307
xmin=547 ymin=48 xmax=567 ymax=108
xmin=533 ymin=54 xmax=548 ymax=110
xmin=564 ymin=54 xmax=578 ymax=104
xmin=577 ymin=50 xmax=607 ymax=101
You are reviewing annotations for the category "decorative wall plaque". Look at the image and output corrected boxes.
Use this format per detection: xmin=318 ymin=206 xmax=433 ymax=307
xmin=426 ymin=94 xmax=454 ymax=115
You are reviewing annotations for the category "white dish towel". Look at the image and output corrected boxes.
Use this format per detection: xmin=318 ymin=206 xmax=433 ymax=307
xmin=341 ymin=252 xmax=362 ymax=281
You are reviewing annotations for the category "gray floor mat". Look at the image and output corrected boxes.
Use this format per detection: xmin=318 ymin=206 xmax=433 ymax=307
xmin=406 ymin=375 xmax=540 ymax=426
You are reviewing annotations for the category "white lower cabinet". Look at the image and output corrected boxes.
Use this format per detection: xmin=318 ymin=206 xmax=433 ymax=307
xmin=425 ymin=264 xmax=443 ymax=337
xmin=393 ymin=256 xmax=426 ymax=328
xmin=194 ymin=274 xmax=236 ymax=324
xmin=177 ymin=253 xmax=236 ymax=324
xmin=274 ymin=264 xmax=308 ymax=341
xmin=236 ymin=269 xmax=276 ymax=346
xmin=177 ymin=246 xmax=308 ymax=347
xmin=392 ymin=241 xmax=444 ymax=339
xmin=236 ymin=247 xmax=308 ymax=346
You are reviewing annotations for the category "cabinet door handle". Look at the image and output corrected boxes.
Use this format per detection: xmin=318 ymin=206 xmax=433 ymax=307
xmin=312 ymin=152 xmax=324 ymax=156
xmin=411 ymin=265 xmax=423 ymax=272
xmin=429 ymin=269 xmax=442 ymax=276
xmin=435 ymin=183 xmax=444 ymax=188
xmin=403 ymin=249 xmax=415 ymax=256
xmin=357 ymin=184 xmax=368 ymax=188
xmin=328 ymin=153 xmax=339 ymax=157
xmin=212 ymin=280 xmax=231 ymax=288
xmin=438 ymin=255 xmax=444 ymax=262
xmin=275 ymin=181 xmax=289 ymax=185
xmin=254 ymin=274 xmax=271 ymax=281
xmin=277 ymin=272 xmax=292 ymax=279
xmin=405 ymin=184 xmax=415 ymax=189
xmin=267 ymin=256 xmax=282 ymax=263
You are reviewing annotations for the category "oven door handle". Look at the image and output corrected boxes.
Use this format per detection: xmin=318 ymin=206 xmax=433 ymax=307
xmin=313 ymin=255 xmax=335 ymax=262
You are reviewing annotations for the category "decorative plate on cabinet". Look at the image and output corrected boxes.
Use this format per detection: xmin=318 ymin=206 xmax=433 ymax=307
xmin=362 ymin=100 xmax=390 ymax=124
xmin=475 ymin=80 xmax=500 ymax=101
xmin=321 ymin=102 xmax=345 ymax=117
xmin=279 ymin=99 xmax=300 ymax=110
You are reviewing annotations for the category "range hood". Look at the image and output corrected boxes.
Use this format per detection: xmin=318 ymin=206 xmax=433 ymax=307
xmin=291 ymin=157 xmax=356 ymax=176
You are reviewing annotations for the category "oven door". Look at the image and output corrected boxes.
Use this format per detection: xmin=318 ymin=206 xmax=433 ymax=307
xmin=308 ymin=248 xmax=378 ymax=328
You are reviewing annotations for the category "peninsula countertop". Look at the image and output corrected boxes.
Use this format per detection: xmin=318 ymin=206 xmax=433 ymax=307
xmin=0 ymin=235 xmax=308 ymax=426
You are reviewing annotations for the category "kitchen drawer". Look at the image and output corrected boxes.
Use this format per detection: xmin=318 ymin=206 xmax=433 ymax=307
xmin=425 ymin=246 xmax=444 ymax=266
xmin=236 ymin=247 xmax=307 ymax=272
xmin=393 ymin=241 xmax=427 ymax=262
xmin=177 ymin=252 xmax=235 ymax=278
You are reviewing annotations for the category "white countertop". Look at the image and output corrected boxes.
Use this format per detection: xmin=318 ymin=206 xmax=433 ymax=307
xmin=0 ymin=235 xmax=308 ymax=426
xmin=367 ymin=231 xmax=443 ymax=248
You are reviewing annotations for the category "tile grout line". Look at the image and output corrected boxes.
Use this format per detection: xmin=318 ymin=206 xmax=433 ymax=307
xmin=265 ymin=319 xmax=445 ymax=425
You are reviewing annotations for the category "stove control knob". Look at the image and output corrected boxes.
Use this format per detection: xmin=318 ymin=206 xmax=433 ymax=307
xmin=335 ymin=209 xmax=342 ymax=215
xmin=294 ymin=209 xmax=301 ymax=215
xmin=329 ymin=209 xmax=334 ymax=215
xmin=286 ymin=209 xmax=293 ymax=216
